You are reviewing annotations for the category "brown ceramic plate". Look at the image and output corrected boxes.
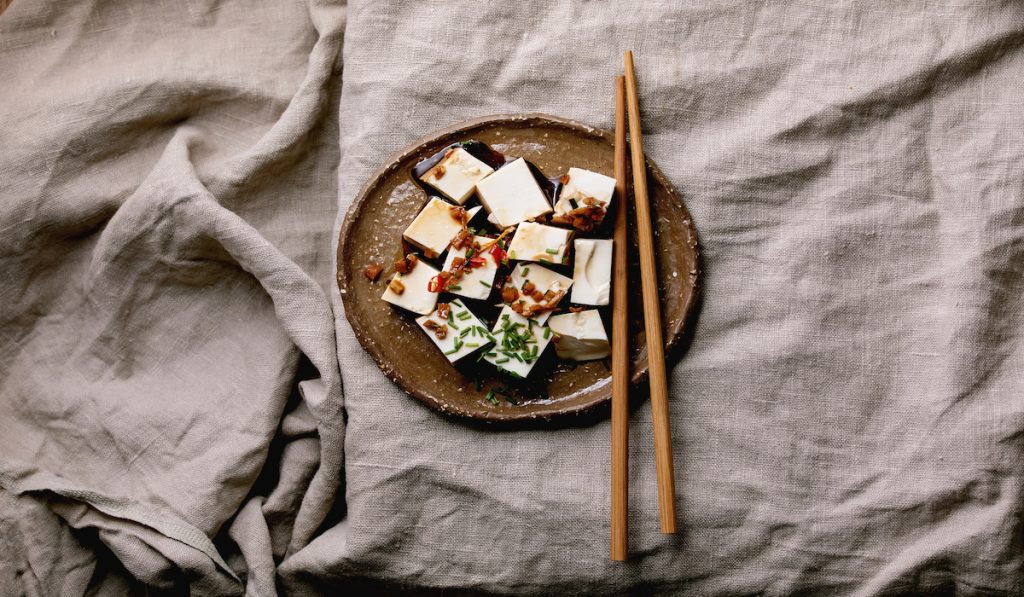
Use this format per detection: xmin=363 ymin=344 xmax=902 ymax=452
xmin=337 ymin=114 xmax=699 ymax=423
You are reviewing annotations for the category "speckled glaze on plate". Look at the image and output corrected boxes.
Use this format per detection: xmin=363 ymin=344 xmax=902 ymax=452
xmin=337 ymin=114 xmax=699 ymax=423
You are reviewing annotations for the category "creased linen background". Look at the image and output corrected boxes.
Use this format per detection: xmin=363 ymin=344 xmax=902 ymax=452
xmin=309 ymin=1 xmax=1024 ymax=595
xmin=2 ymin=0 xmax=1023 ymax=595
xmin=0 ymin=0 xmax=346 ymax=594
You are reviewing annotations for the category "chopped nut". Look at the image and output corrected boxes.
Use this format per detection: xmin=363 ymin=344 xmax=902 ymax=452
xmin=435 ymin=165 xmax=446 ymax=177
xmin=363 ymin=263 xmax=383 ymax=281
xmin=437 ymin=302 xmax=451 ymax=320
xmin=522 ymin=281 xmax=536 ymax=294
xmin=388 ymin=278 xmax=405 ymax=294
xmin=501 ymin=286 xmax=519 ymax=303
xmin=394 ymin=253 xmax=418 ymax=274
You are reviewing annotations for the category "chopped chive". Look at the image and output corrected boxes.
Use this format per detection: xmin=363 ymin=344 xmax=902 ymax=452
xmin=460 ymin=327 xmax=471 ymax=337
xmin=484 ymin=390 xmax=498 ymax=405
xmin=465 ymin=342 xmax=480 ymax=348
xmin=509 ymin=251 xmax=516 ymax=259
xmin=478 ymin=280 xmax=491 ymax=288
xmin=454 ymin=338 xmax=463 ymax=350
xmin=543 ymin=327 xmax=551 ymax=339
xmin=466 ymin=248 xmax=475 ymax=258
xmin=522 ymin=267 xmax=530 ymax=277
xmin=444 ymin=347 xmax=459 ymax=355
xmin=506 ymin=397 xmax=519 ymax=405
xmin=485 ymin=351 xmax=497 ymax=357
xmin=495 ymin=358 xmax=510 ymax=364
xmin=449 ymin=321 xmax=460 ymax=330
xmin=449 ymin=284 xmax=462 ymax=291
xmin=545 ymin=248 xmax=559 ymax=254
xmin=457 ymin=311 xmax=471 ymax=320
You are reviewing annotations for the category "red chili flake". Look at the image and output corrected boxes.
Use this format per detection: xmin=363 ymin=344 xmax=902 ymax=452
xmin=488 ymin=243 xmax=506 ymax=266
xmin=468 ymin=256 xmax=486 ymax=268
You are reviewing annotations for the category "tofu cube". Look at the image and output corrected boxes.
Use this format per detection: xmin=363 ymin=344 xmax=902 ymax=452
xmin=416 ymin=300 xmax=494 ymax=362
xmin=474 ymin=158 xmax=552 ymax=228
xmin=503 ymin=263 xmax=573 ymax=324
xmin=419 ymin=147 xmax=495 ymax=204
xmin=570 ymin=238 xmax=612 ymax=306
xmin=548 ymin=310 xmax=611 ymax=361
xmin=403 ymin=197 xmax=467 ymax=257
xmin=553 ymin=167 xmax=616 ymax=229
xmin=507 ymin=221 xmax=573 ymax=264
xmin=381 ymin=259 xmax=440 ymax=315
xmin=441 ymin=235 xmax=500 ymax=300
xmin=484 ymin=305 xmax=553 ymax=378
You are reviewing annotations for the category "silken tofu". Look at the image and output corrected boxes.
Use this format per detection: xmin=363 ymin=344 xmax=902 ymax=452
xmin=474 ymin=158 xmax=552 ymax=228
xmin=484 ymin=305 xmax=553 ymax=378
xmin=547 ymin=310 xmax=610 ymax=361
xmin=552 ymin=167 xmax=616 ymax=230
xmin=502 ymin=263 xmax=572 ymax=324
xmin=418 ymin=147 xmax=495 ymax=204
xmin=506 ymin=221 xmax=573 ymax=264
xmin=416 ymin=300 xmax=494 ymax=362
xmin=403 ymin=197 xmax=467 ymax=257
xmin=441 ymin=235 xmax=500 ymax=300
xmin=381 ymin=259 xmax=440 ymax=315
xmin=570 ymin=238 xmax=612 ymax=306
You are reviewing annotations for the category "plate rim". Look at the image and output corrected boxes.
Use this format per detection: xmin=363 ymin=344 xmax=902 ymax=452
xmin=337 ymin=112 xmax=701 ymax=423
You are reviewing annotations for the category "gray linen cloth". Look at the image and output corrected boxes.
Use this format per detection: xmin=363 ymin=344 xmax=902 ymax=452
xmin=3 ymin=0 xmax=1024 ymax=595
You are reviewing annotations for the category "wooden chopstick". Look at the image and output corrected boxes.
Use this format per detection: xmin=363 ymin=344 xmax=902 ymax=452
xmin=623 ymin=50 xmax=678 ymax=534
xmin=610 ymin=75 xmax=630 ymax=561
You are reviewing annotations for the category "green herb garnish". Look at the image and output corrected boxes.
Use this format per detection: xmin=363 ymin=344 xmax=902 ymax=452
xmin=457 ymin=311 xmax=471 ymax=320
xmin=545 ymin=248 xmax=559 ymax=255
xmin=478 ymin=280 xmax=490 ymax=288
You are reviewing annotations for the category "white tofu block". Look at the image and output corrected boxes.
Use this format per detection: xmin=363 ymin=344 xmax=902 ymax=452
xmin=474 ymin=158 xmax=552 ymax=228
xmin=381 ymin=259 xmax=440 ymax=315
xmin=570 ymin=238 xmax=613 ymax=306
xmin=442 ymin=235 xmax=500 ymax=300
xmin=548 ymin=310 xmax=610 ymax=361
xmin=403 ymin=197 xmax=466 ymax=257
xmin=416 ymin=300 xmax=494 ymax=362
xmin=553 ymin=167 xmax=616 ymax=216
xmin=507 ymin=221 xmax=573 ymax=264
xmin=419 ymin=147 xmax=495 ymax=204
xmin=484 ymin=305 xmax=553 ymax=378
xmin=504 ymin=263 xmax=573 ymax=324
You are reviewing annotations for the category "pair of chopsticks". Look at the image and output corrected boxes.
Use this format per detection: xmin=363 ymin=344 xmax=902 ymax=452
xmin=611 ymin=51 xmax=677 ymax=561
